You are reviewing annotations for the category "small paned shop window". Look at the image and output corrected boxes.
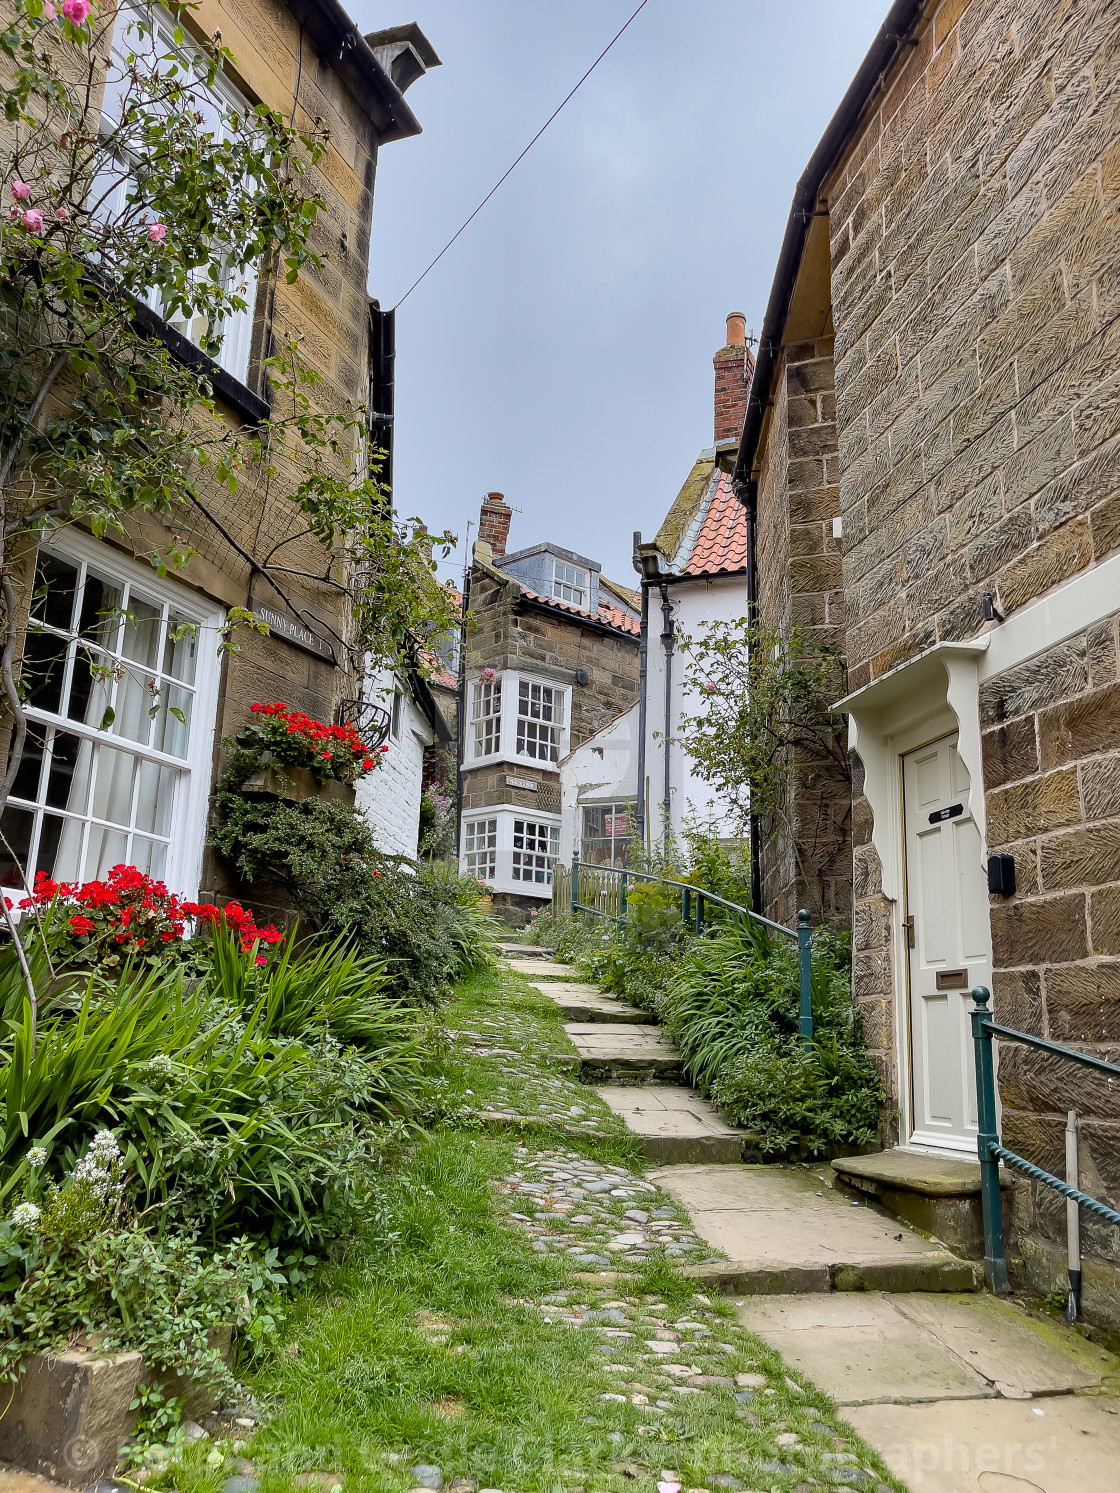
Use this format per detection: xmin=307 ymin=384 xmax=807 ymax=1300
xmin=581 ymin=802 xmax=633 ymax=867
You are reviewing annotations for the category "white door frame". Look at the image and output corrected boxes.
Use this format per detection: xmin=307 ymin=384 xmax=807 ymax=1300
xmin=839 ymin=644 xmax=992 ymax=1152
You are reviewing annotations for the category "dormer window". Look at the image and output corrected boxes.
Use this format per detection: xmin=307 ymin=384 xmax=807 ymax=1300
xmin=552 ymin=561 xmax=588 ymax=608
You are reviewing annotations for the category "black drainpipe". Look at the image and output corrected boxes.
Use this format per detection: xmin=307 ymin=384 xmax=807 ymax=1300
xmin=741 ymin=478 xmax=762 ymax=916
xmin=633 ymin=534 xmax=650 ymax=850
xmin=659 ymin=580 xmax=675 ymax=845
xmin=368 ymin=303 xmax=396 ymax=501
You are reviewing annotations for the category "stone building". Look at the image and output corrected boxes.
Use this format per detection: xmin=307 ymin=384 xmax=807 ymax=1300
xmin=458 ymin=494 xmax=641 ymax=919
xmin=2 ymin=2 xmax=440 ymax=915
xmin=737 ymin=0 xmax=1120 ymax=1321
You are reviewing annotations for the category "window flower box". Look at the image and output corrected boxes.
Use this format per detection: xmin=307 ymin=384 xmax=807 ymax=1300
xmin=239 ymin=761 xmax=354 ymax=805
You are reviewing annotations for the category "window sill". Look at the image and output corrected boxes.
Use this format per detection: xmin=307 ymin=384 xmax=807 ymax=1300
xmin=132 ymin=303 xmax=270 ymax=425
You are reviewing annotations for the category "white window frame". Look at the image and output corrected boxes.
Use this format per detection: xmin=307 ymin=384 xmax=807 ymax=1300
xmin=462 ymin=815 xmax=497 ymax=883
xmin=469 ymin=675 xmax=502 ymax=760
xmin=459 ymin=808 xmax=561 ymax=898
xmin=467 ymin=672 xmax=571 ymax=768
xmin=552 ymin=560 xmax=588 ymax=608
xmin=97 ymin=4 xmax=259 ymax=385
xmin=10 ymin=529 xmax=223 ymax=901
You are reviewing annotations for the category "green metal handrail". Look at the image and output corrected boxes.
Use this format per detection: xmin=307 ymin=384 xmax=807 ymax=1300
xmin=970 ymin=986 xmax=1120 ymax=1294
xmin=568 ymin=852 xmax=815 ymax=1047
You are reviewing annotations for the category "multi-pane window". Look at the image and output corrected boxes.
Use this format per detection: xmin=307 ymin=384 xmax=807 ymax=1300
xmin=1 ymin=546 xmax=208 ymax=893
xmin=471 ymin=677 xmax=501 ymax=758
xmin=463 ymin=817 xmax=497 ymax=881
xmin=516 ymin=680 xmax=565 ymax=762
xmin=512 ymin=819 xmax=559 ymax=884
xmin=581 ymin=802 xmax=633 ymax=868
xmin=552 ymin=561 xmax=588 ymax=608
xmin=91 ymin=6 xmax=258 ymax=383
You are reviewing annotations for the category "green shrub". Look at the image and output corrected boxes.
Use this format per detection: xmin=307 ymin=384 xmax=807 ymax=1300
xmin=663 ymin=920 xmax=884 ymax=1157
xmin=212 ymin=794 xmax=492 ymax=1002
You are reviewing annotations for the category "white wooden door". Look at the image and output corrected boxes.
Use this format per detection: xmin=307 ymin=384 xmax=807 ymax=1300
xmin=902 ymin=734 xmax=990 ymax=1152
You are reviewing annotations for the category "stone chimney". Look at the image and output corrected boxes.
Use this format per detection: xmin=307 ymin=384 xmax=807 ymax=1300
xmin=713 ymin=311 xmax=753 ymax=445
xmin=478 ymin=491 xmax=512 ymax=558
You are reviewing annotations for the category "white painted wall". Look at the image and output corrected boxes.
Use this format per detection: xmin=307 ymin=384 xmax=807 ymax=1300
xmin=355 ymin=670 xmax=435 ymax=858
xmin=643 ymin=576 xmax=747 ymax=846
xmin=558 ymin=704 xmax=638 ymax=863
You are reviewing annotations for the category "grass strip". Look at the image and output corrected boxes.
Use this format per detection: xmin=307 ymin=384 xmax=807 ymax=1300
xmin=151 ymin=963 xmax=903 ymax=1493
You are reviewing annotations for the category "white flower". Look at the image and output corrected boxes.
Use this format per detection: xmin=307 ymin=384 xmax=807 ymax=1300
xmin=146 ymin=1054 xmax=173 ymax=1074
xmin=26 ymin=1147 xmax=47 ymax=1169
xmin=88 ymin=1129 xmax=120 ymax=1160
xmin=11 ymin=1202 xmax=40 ymax=1231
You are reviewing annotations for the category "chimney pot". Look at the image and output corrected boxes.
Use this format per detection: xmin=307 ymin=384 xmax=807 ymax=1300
xmin=478 ymin=491 xmax=512 ymax=558
xmin=713 ymin=315 xmax=754 ymax=445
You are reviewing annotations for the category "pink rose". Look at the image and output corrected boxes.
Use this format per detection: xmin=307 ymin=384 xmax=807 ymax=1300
xmin=42 ymin=2 xmax=57 ymax=16
xmin=147 ymin=221 xmax=167 ymax=244
xmin=11 ymin=181 xmax=30 ymax=202
xmin=54 ymin=206 xmax=69 ymax=223
xmin=61 ymin=0 xmax=91 ymax=23
xmin=21 ymin=208 xmax=44 ymax=233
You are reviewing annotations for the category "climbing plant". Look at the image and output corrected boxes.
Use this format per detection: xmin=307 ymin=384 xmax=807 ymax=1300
xmin=680 ymin=619 xmax=850 ymax=910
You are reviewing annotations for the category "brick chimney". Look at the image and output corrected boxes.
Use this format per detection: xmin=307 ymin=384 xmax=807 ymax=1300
xmin=713 ymin=311 xmax=753 ymax=445
xmin=478 ymin=491 xmax=512 ymax=558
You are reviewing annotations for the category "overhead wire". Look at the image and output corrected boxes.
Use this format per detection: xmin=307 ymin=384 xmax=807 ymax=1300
xmin=392 ymin=0 xmax=652 ymax=310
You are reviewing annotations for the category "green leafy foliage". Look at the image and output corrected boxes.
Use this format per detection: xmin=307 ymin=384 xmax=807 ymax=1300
xmin=680 ymin=621 xmax=849 ymax=829
xmin=212 ymin=791 xmax=493 ymax=1003
xmin=0 ymin=917 xmax=435 ymax=1386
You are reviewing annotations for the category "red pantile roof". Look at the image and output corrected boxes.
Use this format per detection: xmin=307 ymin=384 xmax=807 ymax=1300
xmin=520 ymin=585 xmax=641 ymax=636
xmin=682 ymin=472 xmax=748 ymax=575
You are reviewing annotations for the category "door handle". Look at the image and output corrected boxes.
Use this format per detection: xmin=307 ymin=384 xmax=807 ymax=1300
xmin=903 ymin=915 xmax=916 ymax=949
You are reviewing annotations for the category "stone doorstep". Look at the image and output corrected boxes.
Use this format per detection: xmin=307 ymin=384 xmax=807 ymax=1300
xmin=831 ymin=1151 xmax=1014 ymax=1261
xmin=830 ymin=1151 xmax=1014 ymax=1198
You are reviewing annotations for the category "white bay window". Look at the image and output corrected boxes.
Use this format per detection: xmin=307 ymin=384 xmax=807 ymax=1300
xmin=468 ymin=673 xmax=571 ymax=766
xmin=460 ymin=808 xmax=560 ymax=898
xmin=2 ymin=531 xmax=222 ymax=898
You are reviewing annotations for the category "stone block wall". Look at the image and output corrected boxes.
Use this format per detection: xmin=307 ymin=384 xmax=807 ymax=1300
xmin=754 ymin=339 xmax=852 ymax=925
xmin=824 ymin=0 xmax=1120 ymax=691
xmin=981 ymin=617 xmax=1120 ymax=1282
xmin=816 ymin=0 xmax=1120 ymax=1318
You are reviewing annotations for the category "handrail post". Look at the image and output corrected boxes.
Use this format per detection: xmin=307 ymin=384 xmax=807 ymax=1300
xmin=682 ymin=887 xmax=691 ymax=928
xmin=571 ymin=852 xmax=579 ymax=914
xmin=971 ymin=985 xmax=1009 ymax=1294
xmin=797 ymin=909 xmax=813 ymax=1049
xmin=695 ymin=891 xmax=703 ymax=935
xmin=619 ymin=869 xmax=628 ymax=925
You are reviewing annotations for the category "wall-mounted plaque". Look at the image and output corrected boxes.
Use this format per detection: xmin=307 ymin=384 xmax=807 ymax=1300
xmin=249 ymin=590 xmax=335 ymax=662
xmin=505 ymin=775 xmax=538 ymax=791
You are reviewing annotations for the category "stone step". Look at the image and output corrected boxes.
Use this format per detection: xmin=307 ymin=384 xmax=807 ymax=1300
xmin=531 ymin=982 xmax=656 ymax=1024
xmin=596 ymin=1083 xmax=755 ymax=1163
xmin=497 ymin=942 xmax=543 ymax=957
xmin=563 ymin=1022 xmax=683 ymax=1079
xmin=506 ymin=957 xmax=574 ymax=979
xmin=737 ymin=1290 xmax=1118 ymax=1406
xmin=652 ymin=1162 xmax=982 ymax=1295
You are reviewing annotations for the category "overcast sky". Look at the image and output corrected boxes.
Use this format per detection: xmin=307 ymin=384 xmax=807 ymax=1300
xmin=351 ymin=0 xmax=887 ymax=588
